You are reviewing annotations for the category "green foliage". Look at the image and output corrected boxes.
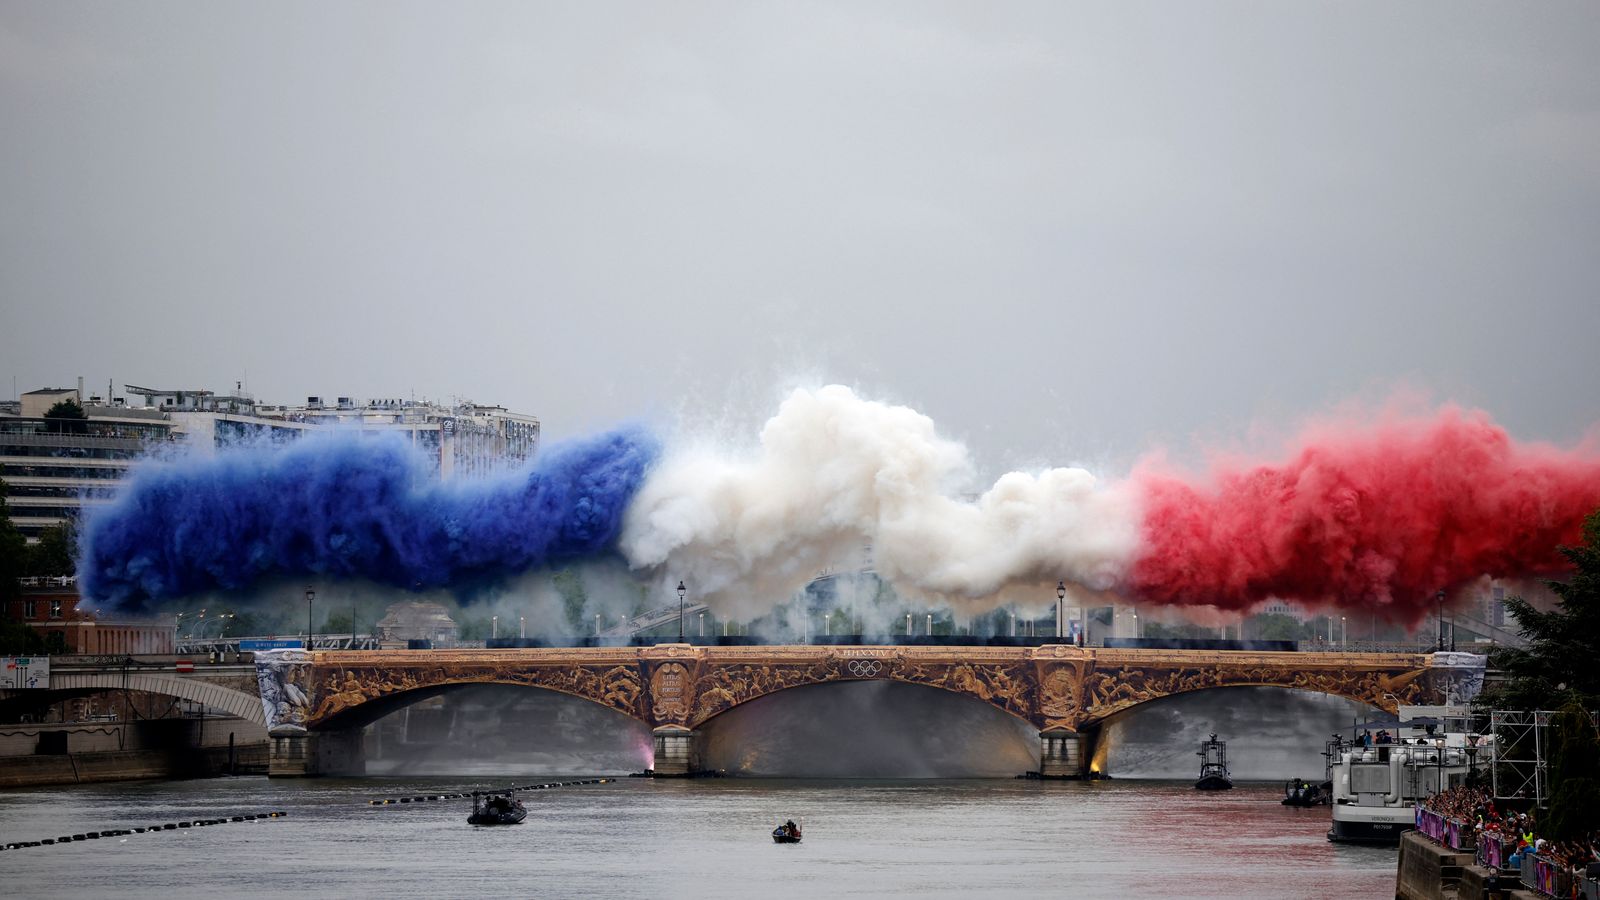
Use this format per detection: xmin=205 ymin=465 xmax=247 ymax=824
xmin=1476 ymin=509 xmax=1600 ymax=711
xmin=322 ymin=611 xmax=354 ymax=634
xmin=0 ymin=480 xmax=26 ymax=605
xmin=552 ymin=569 xmax=587 ymax=632
xmin=43 ymin=399 xmax=87 ymax=419
xmin=43 ymin=399 xmax=88 ymax=434
xmin=26 ymin=522 xmax=77 ymax=578
xmin=0 ymin=618 xmax=47 ymax=655
xmin=42 ymin=630 xmax=68 ymax=655
xmin=1250 ymin=613 xmax=1310 ymax=642
xmin=1142 ymin=621 xmax=1221 ymax=640
xmin=1544 ymin=702 xmax=1600 ymax=840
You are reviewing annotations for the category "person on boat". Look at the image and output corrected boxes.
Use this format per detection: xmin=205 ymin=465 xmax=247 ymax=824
xmin=784 ymin=819 xmax=799 ymax=837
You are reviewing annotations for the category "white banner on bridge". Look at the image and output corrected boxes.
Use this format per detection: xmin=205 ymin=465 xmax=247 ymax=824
xmin=0 ymin=656 xmax=49 ymax=689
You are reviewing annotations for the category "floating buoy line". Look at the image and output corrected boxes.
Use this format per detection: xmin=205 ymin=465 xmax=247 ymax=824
xmin=368 ymin=777 xmax=613 ymax=806
xmin=1 ymin=812 xmax=286 ymax=852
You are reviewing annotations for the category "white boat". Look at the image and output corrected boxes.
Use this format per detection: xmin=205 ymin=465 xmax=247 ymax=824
xmin=1327 ymin=706 xmax=1475 ymax=845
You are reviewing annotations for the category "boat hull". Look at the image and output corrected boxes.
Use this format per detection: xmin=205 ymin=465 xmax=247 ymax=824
xmin=468 ymin=811 xmax=527 ymax=826
xmin=1194 ymin=775 xmax=1233 ymax=791
xmin=1326 ymin=817 xmax=1409 ymax=844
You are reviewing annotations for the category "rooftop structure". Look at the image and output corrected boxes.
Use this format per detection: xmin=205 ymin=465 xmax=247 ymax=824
xmin=1 ymin=378 xmax=541 ymax=540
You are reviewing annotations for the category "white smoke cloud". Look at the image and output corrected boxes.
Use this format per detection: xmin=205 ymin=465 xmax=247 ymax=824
xmin=620 ymin=385 xmax=1141 ymax=618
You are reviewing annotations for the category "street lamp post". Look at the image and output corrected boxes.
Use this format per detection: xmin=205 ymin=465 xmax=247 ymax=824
xmin=907 ymin=613 xmax=913 ymax=636
xmin=519 ymin=616 xmax=525 ymax=639
xmin=1436 ymin=590 xmax=1446 ymax=651
xmin=492 ymin=615 xmax=498 ymax=639
xmin=698 ymin=612 xmax=704 ymax=638
xmin=1056 ymin=581 xmax=1066 ymax=640
xmin=677 ymin=581 xmax=687 ymax=642
xmin=824 ymin=612 xmax=831 ymax=636
xmin=306 ymin=587 xmax=315 ymax=647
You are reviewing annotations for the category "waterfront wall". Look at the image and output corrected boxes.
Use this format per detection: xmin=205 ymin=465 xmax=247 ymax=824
xmin=1396 ymin=830 xmax=1477 ymax=900
xmin=0 ymin=742 xmax=268 ymax=787
xmin=0 ymin=716 xmax=269 ymax=787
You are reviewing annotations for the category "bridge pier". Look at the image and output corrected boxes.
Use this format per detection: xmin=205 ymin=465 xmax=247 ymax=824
xmin=650 ymin=725 xmax=701 ymax=777
xmin=268 ymin=729 xmax=365 ymax=778
xmin=1038 ymin=728 xmax=1094 ymax=779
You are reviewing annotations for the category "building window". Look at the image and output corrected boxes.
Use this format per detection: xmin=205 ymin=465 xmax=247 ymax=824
xmin=25 ymin=600 xmax=37 ymax=619
xmin=50 ymin=599 xmax=62 ymax=619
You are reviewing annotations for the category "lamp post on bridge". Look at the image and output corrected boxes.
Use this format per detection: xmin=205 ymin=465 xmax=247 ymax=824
xmin=1056 ymin=581 xmax=1066 ymax=640
xmin=306 ymin=587 xmax=315 ymax=648
xmin=677 ymin=581 xmax=687 ymax=643
xmin=492 ymin=615 xmax=498 ymax=640
xmin=1435 ymin=590 xmax=1445 ymax=651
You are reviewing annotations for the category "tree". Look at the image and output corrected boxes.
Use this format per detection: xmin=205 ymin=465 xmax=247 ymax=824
xmin=43 ymin=399 xmax=88 ymax=434
xmin=1474 ymin=508 xmax=1600 ymax=711
xmin=1250 ymin=612 xmax=1312 ymax=642
xmin=0 ymin=480 xmax=28 ymax=606
xmin=0 ymin=618 xmax=47 ymax=655
xmin=552 ymin=569 xmax=588 ymax=632
xmin=1544 ymin=701 xmax=1600 ymax=840
xmin=26 ymin=521 xmax=77 ymax=578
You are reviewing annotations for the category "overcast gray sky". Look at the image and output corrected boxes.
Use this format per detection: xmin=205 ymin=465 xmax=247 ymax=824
xmin=3 ymin=2 xmax=1597 ymax=472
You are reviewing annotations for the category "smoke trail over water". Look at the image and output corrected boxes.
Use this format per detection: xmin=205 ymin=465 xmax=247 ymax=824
xmin=620 ymin=385 xmax=1138 ymax=618
xmin=1130 ymin=407 xmax=1600 ymax=621
xmin=78 ymin=384 xmax=1600 ymax=623
xmin=81 ymin=427 xmax=658 ymax=611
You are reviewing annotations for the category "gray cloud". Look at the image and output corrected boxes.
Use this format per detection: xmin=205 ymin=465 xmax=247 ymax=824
xmin=3 ymin=1 xmax=1597 ymax=472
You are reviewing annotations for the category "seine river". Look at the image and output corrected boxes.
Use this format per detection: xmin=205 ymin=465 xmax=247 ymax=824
xmin=1 ymin=776 xmax=1395 ymax=899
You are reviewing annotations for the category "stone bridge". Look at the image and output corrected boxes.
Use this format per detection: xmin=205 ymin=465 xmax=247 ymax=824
xmin=256 ymin=645 xmax=1486 ymax=778
xmin=0 ymin=657 xmax=266 ymax=725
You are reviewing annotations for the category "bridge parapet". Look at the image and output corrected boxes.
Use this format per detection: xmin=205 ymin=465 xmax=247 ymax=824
xmin=251 ymin=645 xmax=1483 ymax=777
xmin=256 ymin=645 xmax=1479 ymax=732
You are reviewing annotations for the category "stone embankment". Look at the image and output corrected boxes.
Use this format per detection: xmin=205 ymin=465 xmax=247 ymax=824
xmin=0 ymin=716 xmax=267 ymax=787
xmin=1395 ymin=830 xmax=1541 ymax=900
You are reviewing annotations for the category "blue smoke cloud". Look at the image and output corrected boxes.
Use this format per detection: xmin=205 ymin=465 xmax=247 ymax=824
xmin=80 ymin=426 xmax=660 ymax=611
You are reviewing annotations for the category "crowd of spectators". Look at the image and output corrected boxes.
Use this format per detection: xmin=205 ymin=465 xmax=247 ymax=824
xmin=1421 ymin=786 xmax=1600 ymax=883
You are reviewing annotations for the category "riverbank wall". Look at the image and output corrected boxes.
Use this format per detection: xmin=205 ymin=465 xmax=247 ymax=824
xmin=1395 ymin=829 xmax=1542 ymax=900
xmin=0 ymin=717 xmax=268 ymax=787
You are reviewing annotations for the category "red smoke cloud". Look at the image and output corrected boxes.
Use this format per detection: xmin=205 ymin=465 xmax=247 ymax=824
xmin=1128 ymin=407 xmax=1600 ymax=621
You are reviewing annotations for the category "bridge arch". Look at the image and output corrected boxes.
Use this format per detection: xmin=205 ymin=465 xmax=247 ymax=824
xmin=1073 ymin=659 xmax=1432 ymax=730
xmin=9 ymin=672 xmax=268 ymax=726
xmin=298 ymin=659 xmax=648 ymax=733
xmin=695 ymin=678 xmax=1041 ymax=776
xmin=687 ymin=664 xmax=1038 ymax=732
xmin=309 ymin=676 xmax=646 ymax=732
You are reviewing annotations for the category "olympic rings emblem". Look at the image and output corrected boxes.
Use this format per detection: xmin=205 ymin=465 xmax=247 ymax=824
xmin=846 ymin=659 xmax=883 ymax=678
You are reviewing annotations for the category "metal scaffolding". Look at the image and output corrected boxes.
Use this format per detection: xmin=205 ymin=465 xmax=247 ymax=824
xmin=1490 ymin=708 xmax=1600 ymax=806
xmin=1490 ymin=709 xmax=1553 ymax=805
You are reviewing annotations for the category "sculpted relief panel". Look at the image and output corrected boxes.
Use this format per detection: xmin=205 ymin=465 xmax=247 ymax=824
xmin=304 ymin=661 xmax=644 ymax=725
xmin=686 ymin=653 xmax=1038 ymax=726
xmin=277 ymin=647 xmax=1448 ymax=734
xmin=1077 ymin=662 xmax=1438 ymax=724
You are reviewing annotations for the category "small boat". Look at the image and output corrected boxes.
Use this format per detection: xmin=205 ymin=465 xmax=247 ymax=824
xmin=772 ymin=819 xmax=802 ymax=844
xmin=468 ymin=793 xmax=527 ymax=826
xmin=1282 ymin=777 xmax=1330 ymax=807
xmin=1195 ymin=733 xmax=1234 ymax=791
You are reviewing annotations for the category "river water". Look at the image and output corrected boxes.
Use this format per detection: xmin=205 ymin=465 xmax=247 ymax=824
xmin=1 ymin=775 xmax=1396 ymax=898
